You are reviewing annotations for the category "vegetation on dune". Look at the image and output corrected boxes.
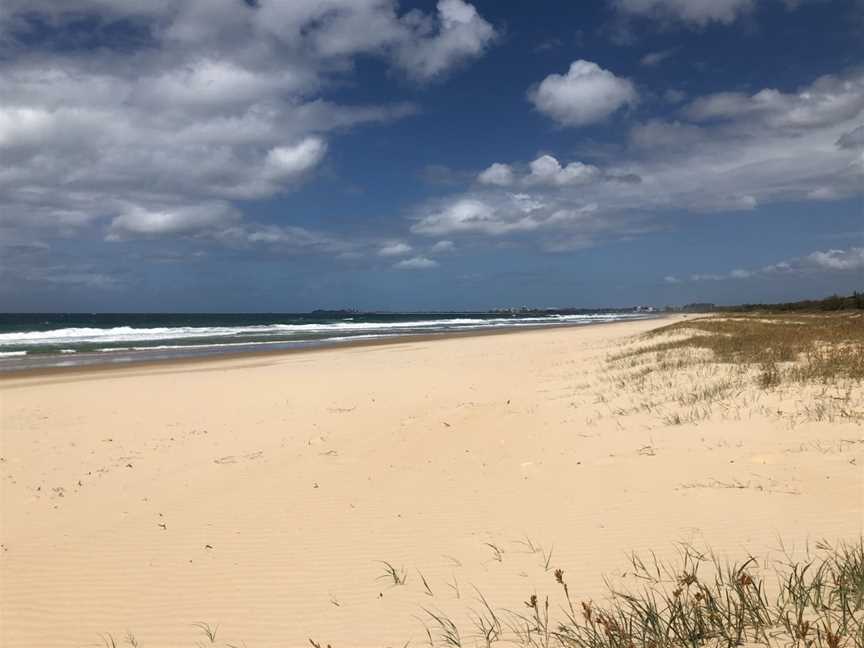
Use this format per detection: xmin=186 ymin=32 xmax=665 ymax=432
xmin=613 ymin=312 xmax=864 ymax=387
xmin=413 ymin=539 xmax=864 ymax=648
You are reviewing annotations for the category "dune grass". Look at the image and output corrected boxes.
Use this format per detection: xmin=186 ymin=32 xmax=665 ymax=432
xmin=412 ymin=539 xmax=863 ymax=648
xmin=614 ymin=312 xmax=864 ymax=386
xmin=597 ymin=312 xmax=864 ymax=426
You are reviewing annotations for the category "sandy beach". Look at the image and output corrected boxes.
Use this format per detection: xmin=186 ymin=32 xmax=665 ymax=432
xmin=1 ymin=317 xmax=861 ymax=648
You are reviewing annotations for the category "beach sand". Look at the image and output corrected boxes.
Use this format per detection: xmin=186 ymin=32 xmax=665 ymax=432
xmin=0 ymin=317 xmax=861 ymax=647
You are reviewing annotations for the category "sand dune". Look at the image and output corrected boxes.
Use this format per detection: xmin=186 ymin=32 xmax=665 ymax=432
xmin=0 ymin=318 xmax=861 ymax=647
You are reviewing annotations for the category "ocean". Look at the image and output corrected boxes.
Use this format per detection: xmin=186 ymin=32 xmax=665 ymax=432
xmin=0 ymin=311 xmax=654 ymax=372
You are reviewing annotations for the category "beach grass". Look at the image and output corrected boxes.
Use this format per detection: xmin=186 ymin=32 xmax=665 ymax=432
xmin=411 ymin=539 xmax=864 ymax=648
xmin=599 ymin=311 xmax=864 ymax=426
xmin=615 ymin=312 xmax=864 ymax=385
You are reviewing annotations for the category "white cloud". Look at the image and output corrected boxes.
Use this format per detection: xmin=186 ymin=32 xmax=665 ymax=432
xmin=613 ymin=0 xmax=757 ymax=26
xmin=640 ymin=49 xmax=675 ymax=66
xmin=412 ymin=198 xmax=506 ymax=236
xmin=411 ymin=195 xmax=563 ymax=237
xmin=410 ymin=192 xmax=617 ymax=248
xmin=392 ymin=0 xmax=497 ymax=80
xmin=430 ymin=240 xmax=455 ymax=253
xmin=614 ymin=71 xmax=864 ymax=211
xmin=394 ymin=256 xmax=439 ymax=269
xmin=684 ymin=76 xmax=864 ymax=129
xmin=806 ymin=247 xmax=864 ymax=271
xmin=528 ymin=60 xmax=637 ymax=126
xmin=237 ymin=224 xmax=352 ymax=254
xmin=107 ymin=202 xmax=241 ymax=239
xmin=477 ymin=155 xmax=604 ymax=188
xmin=265 ymin=138 xmax=328 ymax=179
xmin=527 ymin=155 xmax=601 ymax=186
xmin=0 ymin=0 xmax=494 ymax=248
xmin=0 ymin=107 xmax=56 ymax=147
xmin=378 ymin=241 xmax=414 ymax=257
xmin=673 ymin=246 xmax=864 ymax=283
xmin=424 ymin=69 xmax=863 ymax=253
xmin=478 ymin=163 xmax=515 ymax=186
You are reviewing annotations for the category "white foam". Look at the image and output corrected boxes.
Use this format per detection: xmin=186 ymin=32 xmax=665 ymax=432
xmin=0 ymin=314 xmax=644 ymax=349
xmin=0 ymin=351 xmax=27 ymax=357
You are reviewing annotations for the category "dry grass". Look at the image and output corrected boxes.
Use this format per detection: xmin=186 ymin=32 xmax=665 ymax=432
xmin=413 ymin=539 xmax=864 ymax=648
xmin=597 ymin=312 xmax=864 ymax=427
xmin=618 ymin=313 xmax=864 ymax=385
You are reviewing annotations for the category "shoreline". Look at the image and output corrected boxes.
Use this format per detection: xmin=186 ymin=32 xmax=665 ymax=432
xmin=0 ymin=314 xmax=668 ymax=382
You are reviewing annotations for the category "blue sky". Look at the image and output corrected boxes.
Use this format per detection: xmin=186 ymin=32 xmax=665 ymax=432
xmin=1 ymin=0 xmax=862 ymax=312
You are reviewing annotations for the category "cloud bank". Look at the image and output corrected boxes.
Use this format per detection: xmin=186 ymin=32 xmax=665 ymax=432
xmin=0 ymin=0 xmax=496 ymax=249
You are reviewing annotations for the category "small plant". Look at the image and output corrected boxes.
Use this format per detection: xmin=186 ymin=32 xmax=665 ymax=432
xmin=192 ymin=622 xmax=218 ymax=643
xmin=485 ymin=542 xmax=504 ymax=563
xmin=541 ymin=545 xmax=554 ymax=571
xmin=100 ymin=634 xmax=118 ymax=648
xmin=423 ymin=607 xmax=462 ymax=647
xmin=308 ymin=640 xmax=333 ymax=648
xmin=377 ymin=560 xmax=407 ymax=586
xmin=418 ymin=569 xmax=434 ymax=596
xmin=447 ymin=573 xmax=461 ymax=599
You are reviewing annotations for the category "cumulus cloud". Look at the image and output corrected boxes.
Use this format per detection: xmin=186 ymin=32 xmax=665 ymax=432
xmin=526 ymin=155 xmax=601 ymax=186
xmin=394 ymin=256 xmax=439 ymax=269
xmin=684 ymin=76 xmax=864 ymax=129
xmin=107 ymin=202 xmax=242 ymax=239
xmin=265 ymin=138 xmax=328 ymax=179
xmin=608 ymin=70 xmax=864 ymax=212
xmin=672 ymin=246 xmax=864 ymax=283
xmin=412 ymin=198 xmax=507 ymax=236
xmin=478 ymin=163 xmax=515 ymax=186
xmin=478 ymin=155 xmax=605 ymax=188
xmin=392 ymin=0 xmax=497 ymax=80
xmin=0 ymin=0 xmax=495 ymax=256
xmin=410 ymin=192 xmax=620 ymax=250
xmin=806 ymin=247 xmax=864 ymax=271
xmin=425 ymin=68 xmax=863 ymax=253
xmin=378 ymin=241 xmax=414 ymax=257
xmin=528 ymin=60 xmax=637 ymax=126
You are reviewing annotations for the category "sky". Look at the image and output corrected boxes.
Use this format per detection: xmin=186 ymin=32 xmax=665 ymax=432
xmin=0 ymin=0 xmax=862 ymax=312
